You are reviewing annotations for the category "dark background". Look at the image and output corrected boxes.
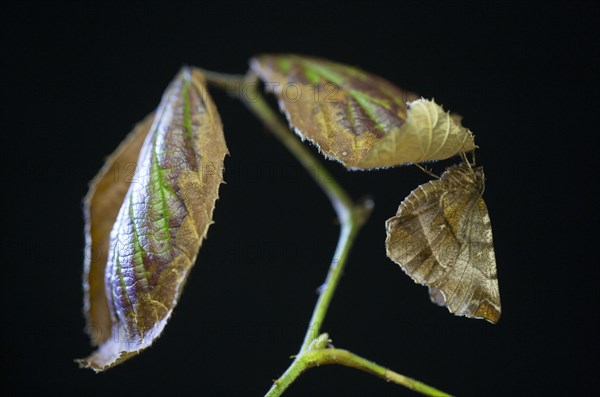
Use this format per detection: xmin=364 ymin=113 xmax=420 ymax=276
xmin=2 ymin=1 xmax=598 ymax=396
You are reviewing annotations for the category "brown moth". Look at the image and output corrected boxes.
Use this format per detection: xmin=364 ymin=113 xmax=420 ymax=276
xmin=385 ymin=162 xmax=500 ymax=323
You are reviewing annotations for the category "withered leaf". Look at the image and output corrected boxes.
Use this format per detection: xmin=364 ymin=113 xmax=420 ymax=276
xmin=250 ymin=54 xmax=475 ymax=169
xmin=83 ymin=113 xmax=155 ymax=348
xmin=78 ymin=68 xmax=228 ymax=371
xmin=385 ymin=163 xmax=500 ymax=323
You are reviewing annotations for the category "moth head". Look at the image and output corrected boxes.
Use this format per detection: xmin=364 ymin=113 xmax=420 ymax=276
xmin=442 ymin=163 xmax=484 ymax=188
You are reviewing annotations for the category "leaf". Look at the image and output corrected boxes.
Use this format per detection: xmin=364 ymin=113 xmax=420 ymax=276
xmin=250 ymin=54 xmax=475 ymax=169
xmin=78 ymin=68 xmax=228 ymax=371
xmin=83 ymin=113 xmax=155 ymax=348
xmin=385 ymin=163 xmax=501 ymax=323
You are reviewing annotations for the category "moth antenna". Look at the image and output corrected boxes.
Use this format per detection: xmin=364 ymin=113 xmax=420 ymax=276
xmin=460 ymin=152 xmax=472 ymax=170
xmin=414 ymin=163 xmax=440 ymax=179
xmin=470 ymin=149 xmax=477 ymax=166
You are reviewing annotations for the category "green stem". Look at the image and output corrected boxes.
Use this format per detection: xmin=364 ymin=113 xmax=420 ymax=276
xmin=238 ymin=73 xmax=371 ymax=352
xmin=200 ymin=69 xmax=451 ymax=397
xmin=202 ymin=69 xmax=369 ymax=346
xmin=267 ymin=348 xmax=452 ymax=397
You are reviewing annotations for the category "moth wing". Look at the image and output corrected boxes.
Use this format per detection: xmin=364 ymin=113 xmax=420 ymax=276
xmin=386 ymin=168 xmax=501 ymax=323
xmin=431 ymin=198 xmax=501 ymax=323
xmin=385 ymin=179 xmax=468 ymax=286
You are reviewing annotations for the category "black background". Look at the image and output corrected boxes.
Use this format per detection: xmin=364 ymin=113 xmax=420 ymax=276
xmin=2 ymin=1 xmax=598 ymax=396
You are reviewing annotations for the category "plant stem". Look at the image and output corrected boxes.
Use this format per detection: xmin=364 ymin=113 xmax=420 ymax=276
xmin=200 ymin=68 xmax=451 ymax=397
xmin=266 ymin=349 xmax=452 ymax=397
xmin=238 ymin=73 xmax=371 ymax=351
xmin=202 ymin=69 xmax=368 ymax=345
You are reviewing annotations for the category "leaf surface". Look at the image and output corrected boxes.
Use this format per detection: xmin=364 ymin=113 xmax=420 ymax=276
xmin=83 ymin=112 xmax=155 ymax=348
xmin=79 ymin=68 xmax=227 ymax=371
xmin=251 ymin=54 xmax=475 ymax=169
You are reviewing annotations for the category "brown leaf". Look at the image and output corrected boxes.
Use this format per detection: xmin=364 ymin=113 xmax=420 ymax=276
xmin=251 ymin=54 xmax=475 ymax=169
xmin=385 ymin=163 xmax=500 ymax=323
xmin=78 ymin=68 xmax=228 ymax=371
xmin=83 ymin=113 xmax=155 ymax=347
